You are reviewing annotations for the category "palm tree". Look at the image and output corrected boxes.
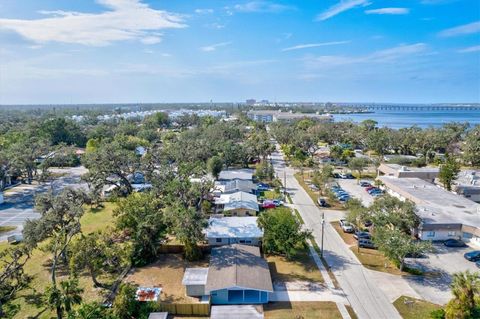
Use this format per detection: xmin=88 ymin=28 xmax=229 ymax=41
xmin=445 ymin=271 xmax=480 ymax=319
xmin=46 ymin=277 xmax=84 ymax=319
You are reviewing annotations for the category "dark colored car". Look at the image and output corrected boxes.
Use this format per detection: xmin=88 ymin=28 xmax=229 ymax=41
xmin=444 ymin=239 xmax=467 ymax=247
xmin=353 ymin=231 xmax=371 ymax=240
xmin=360 ymin=182 xmax=371 ymax=187
xmin=363 ymin=220 xmax=373 ymax=227
xmin=317 ymin=197 xmax=327 ymax=207
xmin=464 ymin=251 xmax=480 ymax=261
xmin=358 ymin=239 xmax=376 ymax=249
xmin=345 ymin=173 xmax=355 ymax=179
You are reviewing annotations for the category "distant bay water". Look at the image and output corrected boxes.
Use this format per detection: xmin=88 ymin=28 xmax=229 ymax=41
xmin=333 ymin=109 xmax=480 ymax=129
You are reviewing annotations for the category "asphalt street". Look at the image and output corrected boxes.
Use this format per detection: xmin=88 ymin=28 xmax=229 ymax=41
xmin=271 ymin=146 xmax=402 ymax=319
xmin=0 ymin=166 xmax=88 ymax=241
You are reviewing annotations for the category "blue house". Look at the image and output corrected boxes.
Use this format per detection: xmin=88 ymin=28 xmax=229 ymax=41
xmin=204 ymin=244 xmax=273 ymax=305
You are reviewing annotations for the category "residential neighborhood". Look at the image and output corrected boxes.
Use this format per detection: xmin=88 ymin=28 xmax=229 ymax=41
xmin=0 ymin=107 xmax=479 ymax=319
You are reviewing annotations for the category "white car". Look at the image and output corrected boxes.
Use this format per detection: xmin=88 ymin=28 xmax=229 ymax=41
xmin=339 ymin=219 xmax=354 ymax=233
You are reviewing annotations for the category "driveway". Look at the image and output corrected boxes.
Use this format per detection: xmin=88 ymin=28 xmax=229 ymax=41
xmin=404 ymin=243 xmax=479 ymax=305
xmin=337 ymin=179 xmax=375 ymax=207
xmin=0 ymin=166 xmax=88 ymax=241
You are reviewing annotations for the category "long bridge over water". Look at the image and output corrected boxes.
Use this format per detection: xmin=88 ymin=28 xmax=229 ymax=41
xmin=347 ymin=105 xmax=480 ymax=111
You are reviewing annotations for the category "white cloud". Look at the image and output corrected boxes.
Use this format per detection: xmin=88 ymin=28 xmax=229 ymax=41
xmin=205 ymin=23 xmax=226 ymax=29
xmin=316 ymin=0 xmax=371 ymax=21
xmin=232 ymin=1 xmax=294 ymax=13
xmin=457 ymin=45 xmax=480 ymax=53
xmin=200 ymin=41 xmax=232 ymax=52
xmin=365 ymin=8 xmax=409 ymax=15
xmin=282 ymin=41 xmax=350 ymax=52
xmin=305 ymin=43 xmax=428 ymax=68
xmin=0 ymin=0 xmax=186 ymax=46
xmin=195 ymin=8 xmax=214 ymax=14
xmin=439 ymin=21 xmax=480 ymax=37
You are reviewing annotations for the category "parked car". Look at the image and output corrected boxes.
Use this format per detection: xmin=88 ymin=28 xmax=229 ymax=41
xmin=353 ymin=231 xmax=371 ymax=240
xmin=317 ymin=197 xmax=327 ymax=207
xmin=444 ymin=239 xmax=467 ymax=247
xmin=464 ymin=251 xmax=480 ymax=261
xmin=365 ymin=186 xmax=376 ymax=191
xmin=262 ymin=200 xmax=276 ymax=209
xmin=363 ymin=220 xmax=373 ymax=227
xmin=7 ymin=234 xmax=23 ymax=244
xmin=333 ymin=173 xmax=341 ymax=179
xmin=339 ymin=219 xmax=354 ymax=233
xmin=272 ymin=199 xmax=284 ymax=207
xmin=257 ymin=183 xmax=270 ymax=191
xmin=309 ymin=185 xmax=319 ymax=192
xmin=360 ymin=182 xmax=371 ymax=187
xmin=358 ymin=238 xmax=376 ymax=249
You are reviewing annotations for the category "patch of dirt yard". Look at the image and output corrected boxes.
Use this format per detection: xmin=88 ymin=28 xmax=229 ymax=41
xmin=125 ymin=254 xmax=209 ymax=303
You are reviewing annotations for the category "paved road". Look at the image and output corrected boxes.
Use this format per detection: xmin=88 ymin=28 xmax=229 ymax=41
xmin=271 ymin=147 xmax=402 ymax=319
xmin=0 ymin=166 xmax=88 ymax=241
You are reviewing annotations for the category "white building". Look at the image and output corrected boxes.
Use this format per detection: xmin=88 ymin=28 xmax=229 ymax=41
xmin=205 ymin=217 xmax=263 ymax=246
xmin=379 ymin=176 xmax=480 ymax=246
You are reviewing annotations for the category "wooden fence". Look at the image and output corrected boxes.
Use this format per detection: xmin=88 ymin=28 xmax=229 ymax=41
xmin=157 ymin=244 xmax=211 ymax=254
xmin=157 ymin=302 xmax=210 ymax=316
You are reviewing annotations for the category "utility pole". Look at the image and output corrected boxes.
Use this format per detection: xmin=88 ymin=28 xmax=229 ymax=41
xmin=321 ymin=212 xmax=325 ymax=257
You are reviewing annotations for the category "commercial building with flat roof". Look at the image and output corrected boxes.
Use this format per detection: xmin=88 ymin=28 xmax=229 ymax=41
xmin=377 ymin=163 xmax=439 ymax=182
xmin=246 ymin=110 xmax=332 ymax=123
xmin=379 ymin=176 xmax=480 ymax=245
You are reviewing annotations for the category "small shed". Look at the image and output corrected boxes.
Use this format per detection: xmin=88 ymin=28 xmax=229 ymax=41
xmin=182 ymin=268 xmax=208 ymax=297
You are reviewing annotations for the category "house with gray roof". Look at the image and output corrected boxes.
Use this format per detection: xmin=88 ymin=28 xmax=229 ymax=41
xmin=205 ymin=217 xmax=263 ymax=246
xmin=213 ymin=179 xmax=257 ymax=196
xmin=215 ymin=191 xmax=259 ymax=216
xmin=183 ymin=244 xmax=272 ymax=305
xmin=218 ymin=169 xmax=254 ymax=181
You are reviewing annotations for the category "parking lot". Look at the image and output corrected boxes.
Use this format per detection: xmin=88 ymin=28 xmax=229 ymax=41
xmin=337 ymin=178 xmax=375 ymax=206
xmin=405 ymin=243 xmax=479 ymax=304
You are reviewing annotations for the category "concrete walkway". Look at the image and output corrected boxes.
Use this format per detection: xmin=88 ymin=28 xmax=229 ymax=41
xmin=271 ymin=290 xmax=348 ymax=302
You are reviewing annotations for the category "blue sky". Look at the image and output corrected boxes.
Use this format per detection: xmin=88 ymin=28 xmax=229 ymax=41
xmin=0 ymin=0 xmax=479 ymax=104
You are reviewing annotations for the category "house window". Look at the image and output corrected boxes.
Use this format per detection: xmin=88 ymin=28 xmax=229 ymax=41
xmin=463 ymin=232 xmax=473 ymax=239
xmin=426 ymin=231 xmax=435 ymax=238
xmin=448 ymin=231 xmax=456 ymax=237
xmin=216 ymin=238 xmax=222 ymax=243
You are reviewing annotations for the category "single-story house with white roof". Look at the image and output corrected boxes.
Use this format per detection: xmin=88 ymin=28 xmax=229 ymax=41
xmin=215 ymin=191 xmax=259 ymax=216
xmin=205 ymin=217 xmax=263 ymax=246
xmin=218 ymin=169 xmax=254 ymax=181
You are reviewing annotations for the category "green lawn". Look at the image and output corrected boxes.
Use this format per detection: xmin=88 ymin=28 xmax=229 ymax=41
xmin=263 ymin=189 xmax=282 ymax=200
xmin=3 ymin=202 xmax=117 ymax=319
xmin=267 ymin=248 xmax=324 ymax=284
xmin=264 ymin=302 xmax=343 ymax=319
xmin=393 ymin=296 xmax=442 ymax=319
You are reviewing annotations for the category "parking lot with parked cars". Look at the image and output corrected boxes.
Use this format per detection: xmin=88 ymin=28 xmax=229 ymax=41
xmin=336 ymin=178 xmax=375 ymax=206
xmin=330 ymin=185 xmax=351 ymax=202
